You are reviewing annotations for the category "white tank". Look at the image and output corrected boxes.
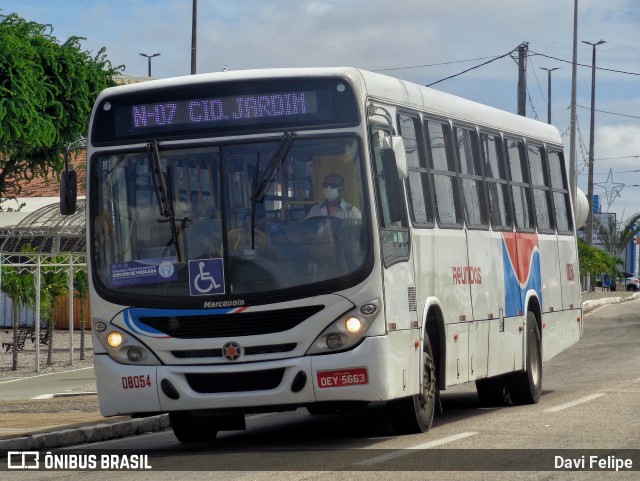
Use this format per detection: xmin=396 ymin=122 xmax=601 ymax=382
xmin=574 ymin=188 xmax=589 ymax=229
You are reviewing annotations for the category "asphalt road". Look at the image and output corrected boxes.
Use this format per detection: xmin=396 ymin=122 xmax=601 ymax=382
xmin=0 ymin=367 xmax=95 ymax=402
xmin=4 ymin=299 xmax=640 ymax=480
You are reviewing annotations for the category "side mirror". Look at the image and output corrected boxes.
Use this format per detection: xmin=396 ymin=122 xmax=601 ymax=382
xmin=60 ymin=169 xmax=78 ymax=215
xmin=383 ymin=136 xmax=408 ymax=180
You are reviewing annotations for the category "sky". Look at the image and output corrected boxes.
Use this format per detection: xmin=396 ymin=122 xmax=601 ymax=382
xmin=3 ymin=0 xmax=640 ymax=222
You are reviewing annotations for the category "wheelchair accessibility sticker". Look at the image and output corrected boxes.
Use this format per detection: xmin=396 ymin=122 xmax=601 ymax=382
xmin=188 ymin=258 xmax=225 ymax=295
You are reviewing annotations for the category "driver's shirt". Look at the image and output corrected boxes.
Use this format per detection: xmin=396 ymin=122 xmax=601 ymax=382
xmin=306 ymin=199 xmax=361 ymax=220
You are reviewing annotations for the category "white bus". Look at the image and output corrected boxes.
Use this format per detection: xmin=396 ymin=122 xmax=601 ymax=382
xmin=61 ymin=67 xmax=588 ymax=443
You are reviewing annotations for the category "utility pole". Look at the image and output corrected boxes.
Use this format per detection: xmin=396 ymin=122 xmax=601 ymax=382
xmin=569 ymin=0 xmax=578 ymax=206
xmin=540 ymin=67 xmax=559 ymax=124
xmin=191 ymin=0 xmax=197 ymax=75
xmin=583 ymin=39 xmax=606 ymax=251
xmin=517 ymin=43 xmax=528 ymax=116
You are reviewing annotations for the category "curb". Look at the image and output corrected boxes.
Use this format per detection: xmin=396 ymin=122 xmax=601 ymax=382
xmin=582 ymin=292 xmax=640 ymax=313
xmin=0 ymin=414 xmax=170 ymax=451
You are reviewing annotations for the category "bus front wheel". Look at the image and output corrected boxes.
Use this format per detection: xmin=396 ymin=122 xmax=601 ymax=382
xmin=388 ymin=339 xmax=436 ymax=434
xmin=169 ymin=411 xmax=222 ymax=443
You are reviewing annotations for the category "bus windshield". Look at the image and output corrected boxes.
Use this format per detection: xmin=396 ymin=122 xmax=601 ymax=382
xmin=90 ymin=135 xmax=370 ymax=304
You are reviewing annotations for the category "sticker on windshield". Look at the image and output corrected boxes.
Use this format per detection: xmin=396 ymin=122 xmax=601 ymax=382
xmin=189 ymin=258 xmax=225 ymax=296
xmin=110 ymin=257 xmax=177 ymax=288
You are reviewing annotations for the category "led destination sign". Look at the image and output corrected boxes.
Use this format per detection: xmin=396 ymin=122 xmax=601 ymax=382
xmin=93 ymin=78 xmax=359 ymax=144
xmin=130 ymin=91 xmax=318 ymax=130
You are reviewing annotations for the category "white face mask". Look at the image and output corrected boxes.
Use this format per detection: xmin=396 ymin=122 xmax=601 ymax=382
xmin=323 ymin=187 xmax=340 ymax=202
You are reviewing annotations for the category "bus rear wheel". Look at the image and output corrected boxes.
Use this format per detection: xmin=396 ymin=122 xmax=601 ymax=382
xmin=508 ymin=311 xmax=542 ymax=404
xmin=388 ymin=339 xmax=436 ymax=434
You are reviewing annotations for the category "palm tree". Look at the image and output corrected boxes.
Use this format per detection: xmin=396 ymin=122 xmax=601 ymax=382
xmin=594 ymin=212 xmax=640 ymax=288
xmin=0 ymin=266 xmax=34 ymax=370
xmin=74 ymin=268 xmax=89 ymax=360
xmin=41 ymin=256 xmax=69 ymax=366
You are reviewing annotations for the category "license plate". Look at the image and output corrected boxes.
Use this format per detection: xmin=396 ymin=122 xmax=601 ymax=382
xmin=317 ymin=367 xmax=369 ymax=388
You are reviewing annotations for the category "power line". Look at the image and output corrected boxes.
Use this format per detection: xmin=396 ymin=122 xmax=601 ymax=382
xmin=425 ymin=47 xmax=519 ymax=87
xmin=576 ymin=104 xmax=640 ymax=120
xmin=371 ymin=55 xmax=502 ymax=73
xmin=529 ymin=50 xmax=640 ymax=77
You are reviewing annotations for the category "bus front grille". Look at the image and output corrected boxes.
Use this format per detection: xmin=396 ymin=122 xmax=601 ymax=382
xmin=139 ymin=305 xmax=323 ymax=338
xmin=185 ymin=368 xmax=286 ymax=393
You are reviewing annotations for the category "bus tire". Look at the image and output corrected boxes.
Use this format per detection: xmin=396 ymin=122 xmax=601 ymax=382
xmin=388 ymin=338 xmax=436 ymax=434
xmin=475 ymin=376 xmax=510 ymax=406
xmin=508 ymin=311 xmax=542 ymax=405
xmin=169 ymin=411 xmax=219 ymax=443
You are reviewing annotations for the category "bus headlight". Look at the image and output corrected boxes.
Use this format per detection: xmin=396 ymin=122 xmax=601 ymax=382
xmin=107 ymin=331 xmax=123 ymax=347
xmin=306 ymin=302 xmax=380 ymax=355
xmin=95 ymin=327 xmax=160 ymax=366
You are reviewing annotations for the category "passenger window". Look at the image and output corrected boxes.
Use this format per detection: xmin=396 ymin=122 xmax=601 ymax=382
xmin=480 ymin=132 xmax=512 ymax=229
xmin=547 ymin=150 xmax=573 ymax=234
xmin=527 ymin=144 xmax=554 ymax=233
xmin=426 ymin=120 xmax=462 ymax=226
xmin=454 ymin=126 xmax=487 ymax=228
xmin=506 ymin=139 xmax=534 ymax=231
xmin=398 ymin=114 xmax=434 ymax=226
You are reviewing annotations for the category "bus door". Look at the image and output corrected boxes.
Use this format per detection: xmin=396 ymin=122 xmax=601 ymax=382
xmin=370 ymin=122 xmax=420 ymax=395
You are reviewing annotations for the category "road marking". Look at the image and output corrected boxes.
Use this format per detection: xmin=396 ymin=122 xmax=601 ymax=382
xmin=352 ymin=432 xmax=478 ymax=467
xmin=545 ymin=393 xmax=604 ymax=413
xmin=0 ymin=367 xmax=93 ymax=385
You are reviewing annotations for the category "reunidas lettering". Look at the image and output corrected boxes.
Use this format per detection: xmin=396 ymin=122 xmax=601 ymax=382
xmin=203 ymin=299 xmax=246 ymax=308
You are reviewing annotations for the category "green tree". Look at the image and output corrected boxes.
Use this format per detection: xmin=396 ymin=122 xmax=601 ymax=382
xmin=0 ymin=13 xmax=121 ymax=198
xmin=578 ymin=238 xmax=622 ymax=290
xmin=73 ymin=267 xmax=88 ymax=360
xmin=0 ymin=265 xmax=34 ymax=370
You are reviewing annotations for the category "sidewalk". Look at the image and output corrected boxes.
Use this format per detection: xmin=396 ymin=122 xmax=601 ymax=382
xmin=1 ymin=291 xmax=639 ymax=451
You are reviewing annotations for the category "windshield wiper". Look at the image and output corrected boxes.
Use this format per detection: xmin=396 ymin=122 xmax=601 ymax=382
xmin=249 ymin=131 xmax=296 ymax=249
xmin=148 ymin=140 xmax=183 ymax=262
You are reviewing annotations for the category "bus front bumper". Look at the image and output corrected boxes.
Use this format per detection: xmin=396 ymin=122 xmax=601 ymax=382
xmin=94 ymin=334 xmax=412 ymax=417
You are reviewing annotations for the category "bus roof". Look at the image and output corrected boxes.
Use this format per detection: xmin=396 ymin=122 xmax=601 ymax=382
xmin=100 ymin=66 xmax=563 ymax=146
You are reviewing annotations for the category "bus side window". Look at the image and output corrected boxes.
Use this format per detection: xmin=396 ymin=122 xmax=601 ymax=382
xmin=370 ymin=124 xmax=409 ymax=266
xmin=505 ymin=138 xmax=535 ymax=232
xmin=454 ymin=125 xmax=488 ymax=228
xmin=425 ymin=119 xmax=462 ymax=227
xmin=547 ymin=150 xmax=573 ymax=234
xmin=398 ymin=113 xmax=434 ymax=226
xmin=527 ymin=144 xmax=554 ymax=233
xmin=480 ymin=132 xmax=512 ymax=230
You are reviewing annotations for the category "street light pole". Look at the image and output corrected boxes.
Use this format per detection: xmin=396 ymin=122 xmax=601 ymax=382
xmin=139 ymin=52 xmax=161 ymax=77
xmin=582 ymin=39 xmax=605 ymax=250
xmin=191 ymin=0 xmax=197 ymax=74
xmin=540 ymin=67 xmax=559 ymax=124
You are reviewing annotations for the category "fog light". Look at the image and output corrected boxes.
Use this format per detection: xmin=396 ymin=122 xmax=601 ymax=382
xmin=326 ymin=333 xmax=343 ymax=349
xmin=127 ymin=346 xmax=143 ymax=362
xmin=107 ymin=331 xmax=123 ymax=347
xmin=345 ymin=317 xmax=363 ymax=333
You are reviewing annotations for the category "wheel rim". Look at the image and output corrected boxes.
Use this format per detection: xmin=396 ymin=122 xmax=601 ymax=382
xmin=419 ymin=351 xmax=436 ymax=412
xmin=530 ymin=329 xmax=541 ymax=386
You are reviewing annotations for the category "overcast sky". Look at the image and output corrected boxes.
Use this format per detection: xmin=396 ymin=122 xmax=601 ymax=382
xmin=3 ymin=0 xmax=640 ymax=221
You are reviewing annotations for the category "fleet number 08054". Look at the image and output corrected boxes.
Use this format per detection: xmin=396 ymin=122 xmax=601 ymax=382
xmin=122 ymin=375 xmax=152 ymax=389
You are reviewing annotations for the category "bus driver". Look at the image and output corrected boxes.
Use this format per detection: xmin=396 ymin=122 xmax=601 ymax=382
xmin=306 ymin=173 xmax=361 ymax=220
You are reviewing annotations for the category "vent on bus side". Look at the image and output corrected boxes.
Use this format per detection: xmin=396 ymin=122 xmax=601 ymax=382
xmin=139 ymin=305 xmax=323 ymax=338
xmin=408 ymin=287 xmax=417 ymax=312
